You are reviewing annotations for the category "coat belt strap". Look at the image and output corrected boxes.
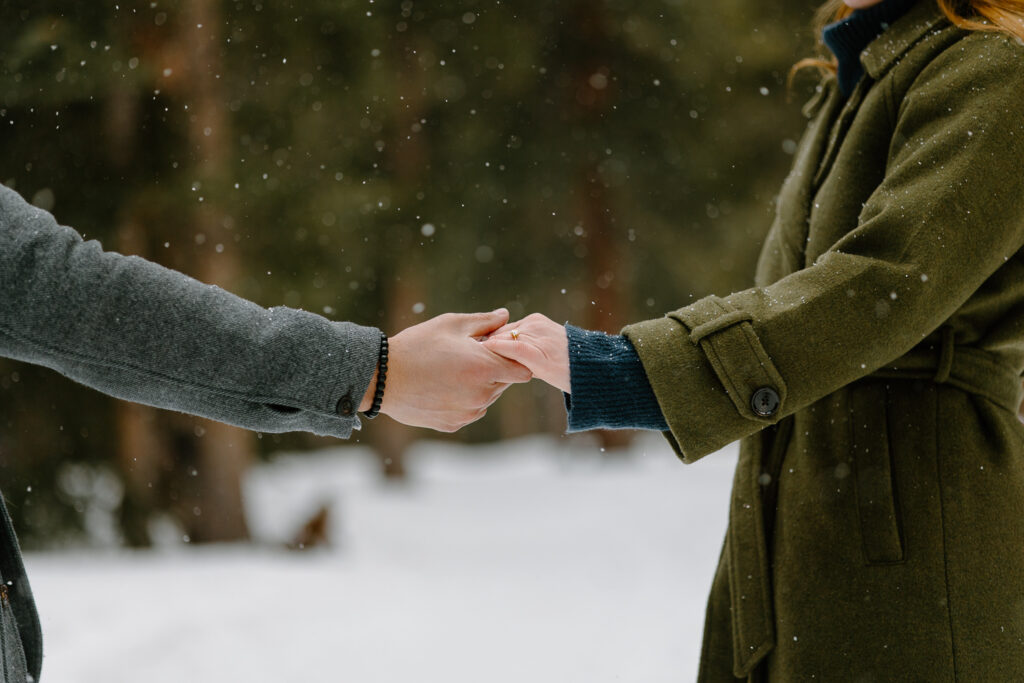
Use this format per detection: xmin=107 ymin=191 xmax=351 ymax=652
xmin=870 ymin=333 xmax=1023 ymax=414
xmin=727 ymin=443 xmax=775 ymax=678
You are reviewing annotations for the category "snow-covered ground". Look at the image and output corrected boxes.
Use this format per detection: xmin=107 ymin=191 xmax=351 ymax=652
xmin=25 ymin=433 xmax=737 ymax=683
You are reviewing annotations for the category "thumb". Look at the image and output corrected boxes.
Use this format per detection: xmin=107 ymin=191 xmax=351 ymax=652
xmin=464 ymin=308 xmax=511 ymax=337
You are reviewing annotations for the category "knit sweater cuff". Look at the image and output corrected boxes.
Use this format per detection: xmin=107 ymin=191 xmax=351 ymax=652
xmin=564 ymin=324 xmax=669 ymax=432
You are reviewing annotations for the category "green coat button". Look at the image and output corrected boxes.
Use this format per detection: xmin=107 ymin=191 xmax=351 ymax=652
xmin=751 ymin=387 xmax=780 ymax=417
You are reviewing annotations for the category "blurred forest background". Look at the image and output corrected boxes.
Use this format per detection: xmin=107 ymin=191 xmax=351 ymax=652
xmin=0 ymin=0 xmax=823 ymax=548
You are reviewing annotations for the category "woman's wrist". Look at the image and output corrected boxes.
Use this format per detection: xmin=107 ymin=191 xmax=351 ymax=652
xmin=564 ymin=324 xmax=669 ymax=432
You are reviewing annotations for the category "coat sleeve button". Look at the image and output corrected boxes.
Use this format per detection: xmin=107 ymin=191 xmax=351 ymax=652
xmin=336 ymin=395 xmax=355 ymax=417
xmin=750 ymin=387 xmax=780 ymax=418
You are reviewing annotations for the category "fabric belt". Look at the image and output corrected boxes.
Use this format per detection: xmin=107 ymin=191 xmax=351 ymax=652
xmin=869 ymin=329 xmax=1024 ymax=414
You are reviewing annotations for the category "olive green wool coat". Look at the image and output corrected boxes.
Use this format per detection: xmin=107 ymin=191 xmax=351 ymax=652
xmin=623 ymin=2 xmax=1024 ymax=681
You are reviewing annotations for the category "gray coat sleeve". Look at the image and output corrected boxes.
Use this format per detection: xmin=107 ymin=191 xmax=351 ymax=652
xmin=0 ymin=184 xmax=381 ymax=438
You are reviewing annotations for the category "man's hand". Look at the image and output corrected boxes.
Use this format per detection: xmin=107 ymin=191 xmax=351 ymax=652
xmin=360 ymin=309 xmax=532 ymax=432
xmin=481 ymin=313 xmax=570 ymax=394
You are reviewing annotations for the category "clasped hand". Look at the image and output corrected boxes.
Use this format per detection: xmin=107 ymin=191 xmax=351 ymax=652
xmin=482 ymin=313 xmax=570 ymax=394
xmin=359 ymin=308 xmax=533 ymax=432
xmin=360 ymin=309 xmax=570 ymax=433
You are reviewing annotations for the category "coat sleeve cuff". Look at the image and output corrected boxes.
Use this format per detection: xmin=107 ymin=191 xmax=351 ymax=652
xmin=622 ymin=296 xmax=787 ymax=463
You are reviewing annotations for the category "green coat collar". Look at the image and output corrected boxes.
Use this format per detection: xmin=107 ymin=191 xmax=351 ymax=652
xmin=860 ymin=0 xmax=950 ymax=79
xmin=801 ymin=1 xmax=950 ymax=121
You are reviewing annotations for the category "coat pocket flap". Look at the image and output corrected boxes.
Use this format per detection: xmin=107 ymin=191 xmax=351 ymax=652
xmin=850 ymin=383 xmax=905 ymax=564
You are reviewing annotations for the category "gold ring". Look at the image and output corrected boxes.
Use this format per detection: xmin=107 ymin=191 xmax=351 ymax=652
xmin=510 ymin=329 xmax=520 ymax=341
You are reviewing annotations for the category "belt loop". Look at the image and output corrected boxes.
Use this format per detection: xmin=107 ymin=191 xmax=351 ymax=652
xmin=934 ymin=327 xmax=955 ymax=384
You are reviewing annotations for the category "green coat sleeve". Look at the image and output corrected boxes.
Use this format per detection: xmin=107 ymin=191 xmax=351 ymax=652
xmin=623 ymin=33 xmax=1024 ymax=462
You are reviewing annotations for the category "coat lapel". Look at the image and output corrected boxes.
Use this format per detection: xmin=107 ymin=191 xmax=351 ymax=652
xmin=759 ymin=0 xmax=951 ymax=283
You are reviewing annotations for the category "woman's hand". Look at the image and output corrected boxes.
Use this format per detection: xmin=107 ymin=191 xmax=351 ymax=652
xmin=482 ymin=313 xmax=571 ymax=394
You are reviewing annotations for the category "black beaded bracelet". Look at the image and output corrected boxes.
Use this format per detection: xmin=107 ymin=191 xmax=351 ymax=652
xmin=363 ymin=331 xmax=388 ymax=419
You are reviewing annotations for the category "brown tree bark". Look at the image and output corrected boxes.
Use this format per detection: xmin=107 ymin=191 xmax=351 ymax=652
xmin=108 ymin=70 xmax=169 ymax=547
xmin=578 ymin=169 xmax=633 ymax=452
xmin=110 ymin=2 xmax=252 ymax=544
xmin=567 ymin=1 xmax=634 ymax=452
xmin=172 ymin=0 xmax=252 ymax=541
xmin=366 ymin=33 xmax=439 ymax=480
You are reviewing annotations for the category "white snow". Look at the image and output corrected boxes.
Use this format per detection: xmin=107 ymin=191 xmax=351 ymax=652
xmin=25 ymin=433 xmax=737 ymax=683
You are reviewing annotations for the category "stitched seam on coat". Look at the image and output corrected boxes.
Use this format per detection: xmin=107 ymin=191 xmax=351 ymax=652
xmin=673 ymin=295 xmax=731 ymax=333
xmin=934 ymin=391 xmax=960 ymax=679
xmin=689 ymin=298 xmax=784 ymax=421
xmin=888 ymin=33 xmax=994 ymax=266
xmin=682 ymin=298 xmax=755 ymax=419
xmin=689 ymin=310 xmax=753 ymax=344
xmin=702 ymin=324 xmax=783 ymax=424
xmin=738 ymin=323 xmax=780 ymax=390
xmin=701 ymin=341 xmax=743 ymax=416
xmin=884 ymin=70 xmax=898 ymax=150
xmin=893 ymin=26 xmax=971 ymax=124
xmin=697 ymin=550 xmax=719 ymax=683
xmin=0 ymin=320 xmax=334 ymax=417
xmin=749 ymin=443 xmax=776 ymax=651
xmin=725 ymin=514 xmax=762 ymax=676
xmin=991 ymin=395 xmax=1024 ymax=451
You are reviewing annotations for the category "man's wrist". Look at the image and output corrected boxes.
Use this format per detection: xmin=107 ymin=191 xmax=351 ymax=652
xmin=359 ymin=331 xmax=389 ymax=418
xmin=358 ymin=366 xmax=379 ymax=413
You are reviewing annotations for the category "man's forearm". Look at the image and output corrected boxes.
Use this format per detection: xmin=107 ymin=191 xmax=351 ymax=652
xmin=0 ymin=185 xmax=380 ymax=437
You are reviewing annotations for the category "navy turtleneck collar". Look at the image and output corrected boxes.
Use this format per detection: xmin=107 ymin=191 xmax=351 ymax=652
xmin=822 ymin=0 xmax=918 ymax=97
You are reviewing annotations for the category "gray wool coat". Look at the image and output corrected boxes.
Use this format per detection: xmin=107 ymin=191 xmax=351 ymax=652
xmin=0 ymin=183 xmax=382 ymax=681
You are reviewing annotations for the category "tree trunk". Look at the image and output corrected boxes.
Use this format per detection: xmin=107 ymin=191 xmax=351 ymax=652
xmin=175 ymin=0 xmax=252 ymax=541
xmin=579 ymin=167 xmax=634 ymax=453
xmin=366 ymin=33 xmax=438 ymax=480
xmin=107 ymin=73 xmax=169 ymax=547
xmin=567 ymin=1 xmax=634 ymax=452
xmin=115 ymin=402 xmax=168 ymax=547
xmin=179 ymin=419 xmax=251 ymax=543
